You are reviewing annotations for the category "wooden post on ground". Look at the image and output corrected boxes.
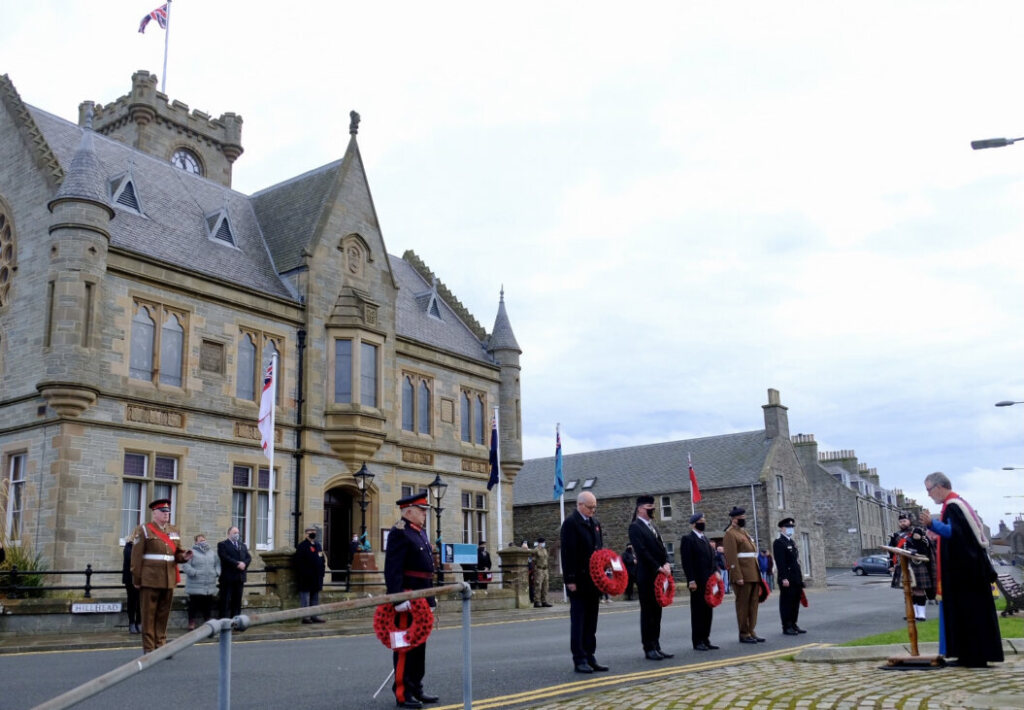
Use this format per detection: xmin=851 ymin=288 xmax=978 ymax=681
xmin=881 ymin=544 xmax=944 ymax=669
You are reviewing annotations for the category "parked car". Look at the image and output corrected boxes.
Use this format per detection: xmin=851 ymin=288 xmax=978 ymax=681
xmin=852 ymin=555 xmax=891 ymax=576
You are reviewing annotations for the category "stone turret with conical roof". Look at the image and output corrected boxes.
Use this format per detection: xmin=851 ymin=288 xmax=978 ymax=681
xmin=38 ymin=103 xmax=111 ymax=416
xmin=489 ymin=288 xmax=522 ymax=478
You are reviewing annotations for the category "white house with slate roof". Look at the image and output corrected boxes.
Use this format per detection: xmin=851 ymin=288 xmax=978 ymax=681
xmin=0 ymin=71 xmax=522 ymax=580
xmin=514 ymin=389 xmax=828 ymax=588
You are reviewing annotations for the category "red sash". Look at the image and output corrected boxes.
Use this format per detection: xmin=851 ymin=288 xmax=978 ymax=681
xmin=147 ymin=523 xmax=181 ymax=584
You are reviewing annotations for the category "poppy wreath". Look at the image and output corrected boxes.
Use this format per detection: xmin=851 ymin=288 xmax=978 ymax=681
xmin=704 ymin=572 xmax=726 ymax=608
xmin=373 ymin=597 xmax=434 ymax=650
xmin=757 ymin=577 xmax=771 ymax=604
xmin=654 ymin=570 xmax=676 ymax=607
xmin=589 ymin=548 xmax=629 ymax=596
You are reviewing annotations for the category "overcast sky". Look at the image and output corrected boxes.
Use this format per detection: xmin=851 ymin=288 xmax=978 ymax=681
xmin=3 ymin=1 xmax=1023 ymax=535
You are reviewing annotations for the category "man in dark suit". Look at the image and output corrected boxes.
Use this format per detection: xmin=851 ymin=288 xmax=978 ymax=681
xmin=560 ymin=490 xmax=609 ymax=674
xmin=217 ymin=525 xmax=252 ymax=619
xmin=295 ymin=526 xmax=327 ymax=624
xmin=773 ymin=517 xmax=806 ymax=635
xmin=628 ymin=494 xmax=674 ymax=660
xmin=679 ymin=511 xmax=719 ymax=651
xmin=385 ymin=492 xmax=439 ymax=708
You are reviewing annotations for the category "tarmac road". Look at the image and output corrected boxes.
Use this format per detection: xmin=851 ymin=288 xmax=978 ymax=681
xmin=3 ymin=570 xmax=914 ymax=709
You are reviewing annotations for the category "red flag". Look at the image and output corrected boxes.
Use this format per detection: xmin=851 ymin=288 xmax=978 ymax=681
xmin=689 ymin=461 xmax=702 ymax=503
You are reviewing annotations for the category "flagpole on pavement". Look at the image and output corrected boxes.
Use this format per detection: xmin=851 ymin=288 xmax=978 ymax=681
xmin=161 ymin=1 xmax=172 ymax=92
xmin=556 ymin=424 xmax=566 ymax=602
xmin=492 ymin=407 xmax=503 ymax=548
xmin=268 ymin=354 xmax=277 ymax=549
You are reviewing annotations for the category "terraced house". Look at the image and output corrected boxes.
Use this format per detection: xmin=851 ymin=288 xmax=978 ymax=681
xmin=0 ymin=71 xmax=522 ymax=580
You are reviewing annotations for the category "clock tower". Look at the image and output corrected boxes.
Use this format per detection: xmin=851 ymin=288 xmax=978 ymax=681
xmin=81 ymin=70 xmax=243 ymax=187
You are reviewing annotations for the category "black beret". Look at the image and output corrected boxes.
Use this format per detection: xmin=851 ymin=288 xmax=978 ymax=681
xmin=778 ymin=517 xmax=795 ymax=528
xmin=728 ymin=506 xmax=746 ymax=517
xmin=536 ymin=537 xmax=545 ymax=543
xmin=898 ymin=512 xmax=910 ymax=521
xmin=636 ymin=495 xmax=655 ymax=506
xmin=689 ymin=512 xmax=704 ymax=524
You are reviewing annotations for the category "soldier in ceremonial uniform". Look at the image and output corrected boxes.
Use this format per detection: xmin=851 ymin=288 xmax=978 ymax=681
xmin=532 ymin=538 xmax=552 ymax=607
xmin=773 ymin=517 xmax=806 ymax=635
xmin=723 ymin=506 xmax=764 ymax=644
xmin=385 ymin=492 xmax=439 ymax=709
xmin=130 ymin=498 xmax=192 ymax=653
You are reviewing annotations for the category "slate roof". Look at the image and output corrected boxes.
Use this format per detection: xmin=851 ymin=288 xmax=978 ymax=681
xmin=514 ymin=430 xmax=773 ymax=505
xmin=250 ymin=159 xmax=341 ymax=274
xmin=31 ymin=107 xmax=295 ymax=300
xmin=390 ymin=255 xmax=495 ymax=364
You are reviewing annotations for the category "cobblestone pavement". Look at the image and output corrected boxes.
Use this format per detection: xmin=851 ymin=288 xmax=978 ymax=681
xmin=517 ymin=651 xmax=1024 ymax=710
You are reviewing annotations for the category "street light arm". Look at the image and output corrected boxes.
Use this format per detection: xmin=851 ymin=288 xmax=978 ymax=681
xmin=971 ymin=137 xmax=1024 ymax=150
xmin=996 ymin=400 xmax=1023 ymax=407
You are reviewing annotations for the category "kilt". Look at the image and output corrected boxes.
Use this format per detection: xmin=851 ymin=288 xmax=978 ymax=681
xmin=891 ymin=558 xmax=935 ymax=591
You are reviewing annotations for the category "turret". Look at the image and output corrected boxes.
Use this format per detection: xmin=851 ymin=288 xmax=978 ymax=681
xmin=38 ymin=105 xmax=111 ymax=416
xmin=488 ymin=288 xmax=522 ymax=476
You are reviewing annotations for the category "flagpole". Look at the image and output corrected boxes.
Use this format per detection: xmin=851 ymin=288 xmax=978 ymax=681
xmin=689 ymin=452 xmax=695 ymax=516
xmin=268 ymin=353 xmax=277 ymax=550
xmin=493 ymin=406 xmax=503 ymax=548
xmin=557 ymin=424 xmax=566 ymax=602
xmin=161 ymin=1 xmax=172 ymax=92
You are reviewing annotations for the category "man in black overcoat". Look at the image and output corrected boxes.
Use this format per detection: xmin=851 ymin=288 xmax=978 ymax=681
xmin=217 ymin=525 xmax=252 ymax=619
xmin=560 ymin=490 xmax=609 ymax=674
xmin=921 ymin=471 xmax=1003 ymax=668
xmin=679 ymin=511 xmax=718 ymax=650
xmin=773 ymin=517 xmax=806 ymax=635
xmin=295 ymin=526 xmax=326 ymax=623
xmin=628 ymin=494 xmax=674 ymax=660
xmin=385 ymin=493 xmax=439 ymax=708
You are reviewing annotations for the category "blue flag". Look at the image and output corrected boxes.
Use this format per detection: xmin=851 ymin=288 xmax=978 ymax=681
xmin=554 ymin=425 xmax=564 ymax=500
xmin=488 ymin=414 xmax=499 ymax=490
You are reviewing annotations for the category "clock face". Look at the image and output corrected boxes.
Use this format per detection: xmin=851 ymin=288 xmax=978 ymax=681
xmin=171 ymin=148 xmax=202 ymax=175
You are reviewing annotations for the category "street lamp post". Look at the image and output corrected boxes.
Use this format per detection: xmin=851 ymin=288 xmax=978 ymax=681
xmin=971 ymin=137 xmax=1024 ymax=150
xmin=354 ymin=463 xmax=375 ymax=545
xmin=428 ymin=473 xmax=448 ymax=583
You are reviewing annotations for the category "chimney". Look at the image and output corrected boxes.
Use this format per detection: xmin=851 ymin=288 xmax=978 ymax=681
xmin=763 ymin=388 xmax=789 ymax=440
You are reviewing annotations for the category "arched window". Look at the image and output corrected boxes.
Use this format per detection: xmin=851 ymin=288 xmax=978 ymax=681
xmin=0 ymin=202 xmax=16 ymax=309
xmin=474 ymin=395 xmax=485 ymax=445
xmin=418 ymin=380 xmax=431 ymax=435
xmin=402 ymin=376 xmax=415 ymax=431
xmin=236 ymin=332 xmax=256 ymax=400
xmin=262 ymin=339 xmax=280 ymax=400
xmin=130 ymin=305 xmax=155 ymax=381
xmin=461 ymin=392 xmax=471 ymax=442
xmin=159 ymin=313 xmax=184 ymax=387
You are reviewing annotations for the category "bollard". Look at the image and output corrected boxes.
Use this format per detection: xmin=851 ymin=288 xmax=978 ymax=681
xmin=218 ymin=621 xmax=232 ymax=710
xmin=84 ymin=564 xmax=93 ymax=598
xmin=461 ymin=582 xmax=473 ymax=709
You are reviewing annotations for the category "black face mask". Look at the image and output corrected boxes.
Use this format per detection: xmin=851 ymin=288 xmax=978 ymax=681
xmin=694 ymin=522 xmax=706 ymax=532
xmin=308 ymin=533 xmax=316 ymax=540
xmin=736 ymin=519 xmax=746 ymax=528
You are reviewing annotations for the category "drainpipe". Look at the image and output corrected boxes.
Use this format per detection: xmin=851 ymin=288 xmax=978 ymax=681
xmin=292 ymin=329 xmax=306 ymax=547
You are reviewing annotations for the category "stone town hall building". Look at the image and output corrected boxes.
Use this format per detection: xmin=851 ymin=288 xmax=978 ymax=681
xmin=0 ymin=71 xmax=522 ymax=577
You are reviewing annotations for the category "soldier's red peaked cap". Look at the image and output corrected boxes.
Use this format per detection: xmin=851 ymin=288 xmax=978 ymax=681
xmin=397 ymin=492 xmax=429 ymax=509
xmin=149 ymin=498 xmax=172 ymax=510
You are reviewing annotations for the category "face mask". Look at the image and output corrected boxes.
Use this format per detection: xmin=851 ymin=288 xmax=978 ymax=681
xmin=230 ymin=533 xmax=240 ymax=542
xmin=736 ymin=519 xmax=746 ymax=528
xmin=196 ymin=541 xmax=209 ymax=552
xmin=695 ymin=522 xmax=706 ymax=532
xmin=784 ymin=527 xmax=794 ymax=537
xmin=308 ymin=532 xmax=317 ymax=540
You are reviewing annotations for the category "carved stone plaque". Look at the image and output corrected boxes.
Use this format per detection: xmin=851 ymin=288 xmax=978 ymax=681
xmin=462 ymin=459 xmax=488 ymax=474
xmin=126 ymin=404 xmax=184 ymax=428
xmin=440 ymin=398 xmax=454 ymax=423
xmin=200 ymin=340 xmax=224 ymax=373
xmin=402 ymin=449 xmax=434 ymax=466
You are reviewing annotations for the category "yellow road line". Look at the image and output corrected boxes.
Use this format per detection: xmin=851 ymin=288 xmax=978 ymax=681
xmin=433 ymin=643 xmax=823 ymax=710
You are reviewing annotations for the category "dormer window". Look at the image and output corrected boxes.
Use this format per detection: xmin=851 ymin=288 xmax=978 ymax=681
xmin=204 ymin=208 xmax=235 ymax=246
xmin=109 ymin=173 xmax=142 ymax=213
xmin=415 ymin=277 xmax=444 ymax=322
xmin=171 ymin=147 xmax=202 ymax=175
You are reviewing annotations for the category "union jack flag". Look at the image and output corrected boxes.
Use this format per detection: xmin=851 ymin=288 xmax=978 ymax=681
xmin=139 ymin=4 xmax=169 ymax=34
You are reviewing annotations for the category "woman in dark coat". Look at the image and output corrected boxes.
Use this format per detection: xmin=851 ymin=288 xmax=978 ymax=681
xmin=295 ymin=527 xmax=327 ymax=623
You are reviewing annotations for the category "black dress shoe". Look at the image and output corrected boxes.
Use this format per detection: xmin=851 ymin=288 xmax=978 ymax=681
xmin=301 ymin=618 xmax=313 ymax=624
xmin=705 ymin=642 xmax=720 ymax=650
xmin=657 ymin=649 xmax=674 ymax=658
xmin=311 ymin=616 xmax=326 ymax=623
xmin=416 ymin=692 xmax=439 ymax=704
xmin=645 ymin=650 xmax=664 ymax=660
xmin=793 ymin=625 xmax=807 ymax=633
xmin=740 ymin=636 xmax=759 ymax=644
xmin=694 ymin=643 xmax=710 ymax=651
xmin=542 ymin=602 xmax=553 ymax=607
xmin=753 ymin=636 xmax=766 ymax=642
xmin=573 ymin=662 xmax=594 ymax=673
xmin=783 ymin=628 xmax=799 ymax=635
xmin=587 ymin=660 xmax=609 ymax=672
xmin=396 ymin=699 xmax=423 ymax=709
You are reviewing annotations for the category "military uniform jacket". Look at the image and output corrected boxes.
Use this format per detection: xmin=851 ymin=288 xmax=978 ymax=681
xmin=533 ymin=545 xmax=549 ymax=570
xmin=723 ymin=526 xmax=759 ymax=584
xmin=130 ymin=523 xmax=189 ymax=589
xmin=385 ymin=519 xmax=436 ymax=607
xmin=773 ymin=534 xmax=804 ymax=589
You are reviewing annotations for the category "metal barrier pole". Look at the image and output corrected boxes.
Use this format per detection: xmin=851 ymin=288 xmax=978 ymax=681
xmin=461 ymin=582 xmax=473 ymax=710
xmin=84 ymin=564 xmax=93 ymax=598
xmin=218 ymin=620 xmax=233 ymax=710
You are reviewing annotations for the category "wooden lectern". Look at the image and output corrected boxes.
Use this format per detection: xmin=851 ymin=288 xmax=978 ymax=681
xmin=880 ymin=544 xmax=945 ymax=669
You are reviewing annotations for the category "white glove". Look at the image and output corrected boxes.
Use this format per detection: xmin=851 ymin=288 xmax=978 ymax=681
xmin=394 ymin=601 xmax=411 ymax=612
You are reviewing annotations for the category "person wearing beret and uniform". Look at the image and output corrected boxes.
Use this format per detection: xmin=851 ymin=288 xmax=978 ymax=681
xmin=560 ymin=491 xmax=609 ymax=674
xmin=628 ymin=494 xmax=674 ymax=660
xmin=773 ymin=517 xmax=806 ymax=635
xmin=723 ymin=506 xmax=764 ymax=644
xmin=385 ymin=493 xmax=439 ymax=709
xmin=130 ymin=498 xmax=192 ymax=653
xmin=532 ymin=538 xmax=552 ymax=607
xmin=679 ymin=511 xmax=719 ymax=651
